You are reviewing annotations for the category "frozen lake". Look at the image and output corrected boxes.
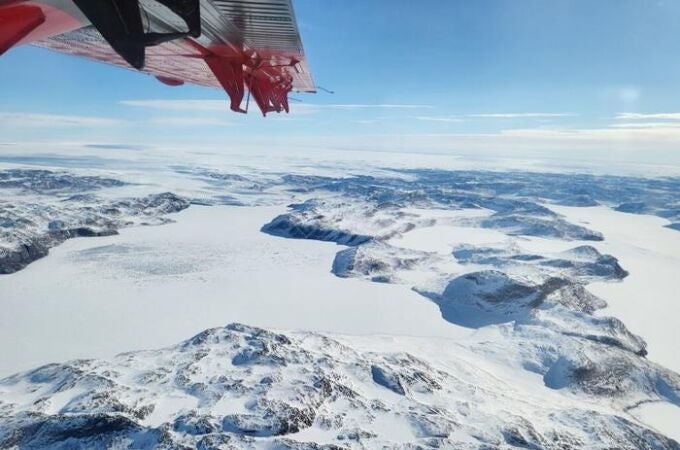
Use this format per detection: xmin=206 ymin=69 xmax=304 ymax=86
xmin=1 ymin=197 xmax=679 ymax=441
xmin=0 ymin=205 xmax=471 ymax=377
xmin=552 ymin=205 xmax=680 ymax=375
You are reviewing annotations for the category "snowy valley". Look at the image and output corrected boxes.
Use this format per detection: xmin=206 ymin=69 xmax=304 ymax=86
xmin=1 ymin=151 xmax=680 ymax=449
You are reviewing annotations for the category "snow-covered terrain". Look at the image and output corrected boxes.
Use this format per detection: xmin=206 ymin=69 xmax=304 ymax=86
xmin=0 ymin=150 xmax=679 ymax=448
xmin=0 ymin=205 xmax=467 ymax=377
xmin=0 ymin=169 xmax=191 ymax=274
xmin=1 ymin=323 xmax=678 ymax=449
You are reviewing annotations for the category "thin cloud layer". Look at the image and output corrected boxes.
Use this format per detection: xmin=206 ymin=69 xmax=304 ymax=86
xmin=609 ymin=122 xmax=680 ymax=129
xmin=120 ymin=100 xmax=432 ymax=113
xmin=120 ymin=100 xmax=227 ymax=111
xmin=415 ymin=113 xmax=574 ymax=122
xmin=148 ymin=117 xmax=235 ymax=127
xmin=615 ymin=112 xmax=680 ymax=121
xmin=415 ymin=116 xmax=462 ymax=122
xmin=0 ymin=112 xmax=123 ymax=127
xmin=467 ymin=113 xmax=575 ymax=119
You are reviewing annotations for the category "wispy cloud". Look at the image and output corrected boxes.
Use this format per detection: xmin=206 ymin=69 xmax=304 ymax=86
xmin=148 ymin=117 xmax=235 ymax=127
xmin=414 ymin=112 xmax=573 ymax=122
xmin=319 ymin=104 xmax=432 ymax=109
xmin=121 ymin=100 xmax=432 ymax=114
xmin=120 ymin=100 xmax=227 ymax=111
xmin=609 ymin=122 xmax=680 ymax=129
xmin=0 ymin=112 xmax=123 ymax=127
xmin=495 ymin=125 xmax=680 ymax=143
xmin=467 ymin=112 xmax=575 ymax=119
xmin=415 ymin=116 xmax=462 ymax=123
xmin=615 ymin=112 xmax=680 ymax=121
xmin=292 ymin=104 xmax=432 ymax=116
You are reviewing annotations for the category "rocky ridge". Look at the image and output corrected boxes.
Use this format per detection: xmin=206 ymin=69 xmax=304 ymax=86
xmin=0 ymin=169 xmax=190 ymax=274
xmin=1 ymin=323 xmax=678 ymax=449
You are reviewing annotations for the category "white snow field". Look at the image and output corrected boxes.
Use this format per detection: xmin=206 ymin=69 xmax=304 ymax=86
xmin=1 ymin=150 xmax=680 ymax=448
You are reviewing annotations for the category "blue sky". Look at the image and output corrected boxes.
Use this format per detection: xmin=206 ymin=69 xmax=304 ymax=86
xmin=2 ymin=0 xmax=680 ymax=163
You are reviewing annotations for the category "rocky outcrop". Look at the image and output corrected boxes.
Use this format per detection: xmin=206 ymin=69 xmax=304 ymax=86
xmin=262 ymin=213 xmax=372 ymax=246
xmin=0 ymin=190 xmax=190 ymax=274
xmin=479 ymin=213 xmax=604 ymax=241
xmin=261 ymin=199 xmax=428 ymax=246
xmin=1 ymin=323 xmax=679 ymax=449
xmin=0 ymin=169 xmax=125 ymax=194
xmin=452 ymin=244 xmax=628 ymax=281
xmin=332 ymin=242 xmax=433 ymax=283
xmin=0 ymin=239 xmax=49 ymax=274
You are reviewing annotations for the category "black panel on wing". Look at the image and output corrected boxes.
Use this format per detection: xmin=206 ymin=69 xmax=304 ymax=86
xmin=72 ymin=0 xmax=200 ymax=69
xmin=156 ymin=0 xmax=201 ymax=38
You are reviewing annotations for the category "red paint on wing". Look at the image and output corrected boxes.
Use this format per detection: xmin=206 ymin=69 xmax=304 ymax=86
xmin=4 ymin=0 xmax=315 ymax=116
xmin=204 ymin=54 xmax=247 ymax=113
xmin=0 ymin=4 xmax=45 ymax=55
xmin=192 ymin=39 xmax=298 ymax=115
xmin=156 ymin=75 xmax=185 ymax=86
xmin=0 ymin=1 xmax=84 ymax=51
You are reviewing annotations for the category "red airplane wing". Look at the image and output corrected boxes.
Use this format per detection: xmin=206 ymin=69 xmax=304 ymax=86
xmin=0 ymin=0 xmax=315 ymax=116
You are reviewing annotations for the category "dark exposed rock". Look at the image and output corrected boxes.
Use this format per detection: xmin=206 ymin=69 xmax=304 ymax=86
xmin=332 ymin=243 xmax=428 ymax=280
xmin=432 ymin=271 xmax=548 ymax=327
xmin=262 ymin=214 xmax=372 ymax=246
xmin=174 ymin=413 xmax=218 ymax=435
xmin=0 ymin=169 xmax=125 ymax=194
xmin=0 ymin=189 xmax=190 ymax=275
xmin=453 ymin=244 xmax=628 ymax=281
xmin=480 ymin=213 xmax=603 ymax=241
xmin=616 ymin=202 xmax=650 ymax=214
xmin=0 ymin=239 xmax=49 ymax=274
xmin=370 ymin=365 xmax=405 ymax=395
xmin=0 ymin=413 xmax=159 ymax=449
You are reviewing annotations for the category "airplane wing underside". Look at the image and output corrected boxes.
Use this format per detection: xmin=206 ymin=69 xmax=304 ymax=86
xmin=0 ymin=0 xmax=315 ymax=116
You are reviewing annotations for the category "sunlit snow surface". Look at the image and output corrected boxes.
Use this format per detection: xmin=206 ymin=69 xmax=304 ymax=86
xmin=0 ymin=147 xmax=679 ymax=448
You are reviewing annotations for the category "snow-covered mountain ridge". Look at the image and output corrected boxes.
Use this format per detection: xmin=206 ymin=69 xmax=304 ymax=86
xmin=0 ymin=169 xmax=190 ymax=273
xmin=1 ymin=323 xmax=678 ymax=449
xmin=3 ymin=166 xmax=680 ymax=275
xmin=1 ymin=163 xmax=680 ymax=448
